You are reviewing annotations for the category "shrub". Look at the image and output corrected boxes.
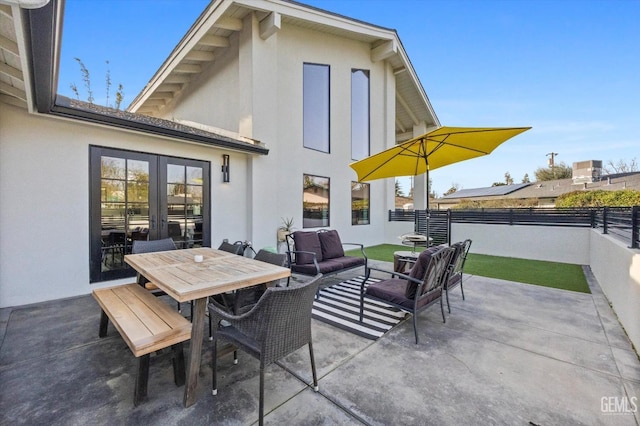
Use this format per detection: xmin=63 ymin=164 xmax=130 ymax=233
xmin=556 ymin=190 xmax=640 ymax=207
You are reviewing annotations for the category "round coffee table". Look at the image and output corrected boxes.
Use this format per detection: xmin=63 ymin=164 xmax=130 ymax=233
xmin=393 ymin=251 xmax=419 ymax=273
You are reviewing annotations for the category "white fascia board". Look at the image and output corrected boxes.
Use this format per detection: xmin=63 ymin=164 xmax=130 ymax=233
xmin=9 ymin=3 xmax=35 ymax=112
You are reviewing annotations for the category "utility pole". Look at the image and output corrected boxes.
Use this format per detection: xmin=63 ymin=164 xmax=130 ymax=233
xmin=547 ymin=152 xmax=559 ymax=179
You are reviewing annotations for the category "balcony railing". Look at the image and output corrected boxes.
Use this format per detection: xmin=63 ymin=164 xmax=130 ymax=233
xmin=389 ymin=207 xmax=640 ymax=249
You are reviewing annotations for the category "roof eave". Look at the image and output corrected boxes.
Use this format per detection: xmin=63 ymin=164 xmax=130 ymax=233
xmin=17 ymin=0 xmax=267 ymax=155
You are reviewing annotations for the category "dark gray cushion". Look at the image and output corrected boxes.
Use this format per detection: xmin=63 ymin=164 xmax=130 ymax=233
xmin=405 ymin=246 xmax=439 ymax=299
xmin=366 ymin=278 xmax=441 ymax=310
xmin=330 ymin=256 xmax=365 ymax=270
xmin=291 ymin=259 xmax=343 ymax=275
xmin=292 ymin=231 xmax=323 ymax=265
xmin=318 ymin=230 xmax=345 ymax=259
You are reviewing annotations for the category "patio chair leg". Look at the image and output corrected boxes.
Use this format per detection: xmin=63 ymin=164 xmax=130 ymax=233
xmin=259 ymin=366 xmax=265 ymax=426
xmin=440 ymin=298 xmax=446 ymax=323
xmin=446 ymin=288 xmax=451 ymax=313
xmin=460 ymin=275 xmax=465 ymax=300
xmin=211 ymin=338 xmax=218 ymax=395
xmin=208 ymin=314 xmax=213 ymax=341
xmin=309 ymin=340 xmax=319 ymax=391
xmin=233 ymin=350 xmax=238 ymax=364
xmin=134 ymin=354 xmax=150 ymax=406
xmin=172 ymin=343 xmax=186 ymax=387
xmin=413 ymin=314 xmax=419 ymax=344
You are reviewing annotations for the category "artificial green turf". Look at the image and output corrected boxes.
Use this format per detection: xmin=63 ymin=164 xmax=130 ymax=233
xmin=345 ymin=244 xmax=590 ymax=293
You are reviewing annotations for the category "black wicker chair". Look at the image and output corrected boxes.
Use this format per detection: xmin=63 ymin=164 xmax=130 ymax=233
xmin=208 ymin=250 xmax=288 ymax=341
xmin=209 ymin=274 xmax=322 ymax=426
xmin=444 ymin=239 xmax=472 ymax=312
xmin=359 ymin=246 xmax=455 ymax=344
xmin=131 ymin=238 xmax=180 ymax=311
xmin=217 ymin=241 xmax=245 ymax=255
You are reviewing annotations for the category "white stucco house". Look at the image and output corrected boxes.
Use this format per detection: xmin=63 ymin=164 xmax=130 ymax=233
xmin=0 ymin=0 xmax=438 ymax=307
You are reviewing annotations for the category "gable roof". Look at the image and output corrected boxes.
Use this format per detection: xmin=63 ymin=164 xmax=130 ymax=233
xmin=0 ymin=0 xmax=268 ymax=155
xmin=127 ymin=0 xmax=439 ymax=140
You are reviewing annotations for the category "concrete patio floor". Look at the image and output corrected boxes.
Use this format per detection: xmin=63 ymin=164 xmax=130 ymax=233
xmin=1 ymin=261 xmax=639 ymax=425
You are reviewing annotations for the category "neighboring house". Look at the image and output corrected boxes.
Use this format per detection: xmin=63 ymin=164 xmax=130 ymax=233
xmin=0 ymin=0 xmax=438 ymax=306
xmin=437 ymin=161 xmax=640 ymax=208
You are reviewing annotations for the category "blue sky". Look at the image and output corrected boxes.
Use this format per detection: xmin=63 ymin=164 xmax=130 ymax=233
xmin=58 ymin=0 xmax=640 ymax=196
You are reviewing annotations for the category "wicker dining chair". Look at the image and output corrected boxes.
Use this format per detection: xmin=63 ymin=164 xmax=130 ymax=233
xmin=207 ymin=250 xmax=288 ymax=342
xmin=209 ymin=274 xmax=322 ymax=426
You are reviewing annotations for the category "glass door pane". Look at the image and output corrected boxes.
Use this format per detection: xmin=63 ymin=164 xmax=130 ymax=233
xmin=90 ymin=147 xmax=157 ymax=282
xmin=161 ymin=158 xmax=209 ymax=249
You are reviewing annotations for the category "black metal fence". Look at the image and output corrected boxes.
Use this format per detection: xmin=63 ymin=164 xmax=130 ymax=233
xmin=388 ymin=207 xmax=640 ymax=249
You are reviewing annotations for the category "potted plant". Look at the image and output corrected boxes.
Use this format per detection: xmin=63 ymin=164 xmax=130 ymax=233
xmin=277 ymin=217 xmax=294 ymax=242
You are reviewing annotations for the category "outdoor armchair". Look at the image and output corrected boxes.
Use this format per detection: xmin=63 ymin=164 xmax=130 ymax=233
xmin=209 ymin=274 xmax=322 ymax=426
xmin=359 ymin=246 xmax=455 ymax=344
xmin=444 ymin=239 xmax=472 ymax=312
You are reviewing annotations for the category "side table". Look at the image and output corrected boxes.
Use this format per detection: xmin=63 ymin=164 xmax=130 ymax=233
xmin=393 ymin=251 xmax=419 ymax=273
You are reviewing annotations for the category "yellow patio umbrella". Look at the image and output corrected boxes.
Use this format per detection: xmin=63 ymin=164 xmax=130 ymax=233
xmin=349 ymin=126 xmax=531 ymax=239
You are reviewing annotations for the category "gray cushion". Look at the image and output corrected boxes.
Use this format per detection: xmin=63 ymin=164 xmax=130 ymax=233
xmin=366 ymin=278 xmax=441 ymax=309
xmin=292 ymin=231 xmax=323 ymax=264
xmin=318 ymin=230 xmax=345 ymax=259
xmin=405 ymin=246 xmax=439 ymax=299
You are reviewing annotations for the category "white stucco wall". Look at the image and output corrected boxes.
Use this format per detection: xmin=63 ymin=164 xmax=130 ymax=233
xmin=159 ymin=14 xmax=396 ymax=251
xmin=451 ymin=223 xmax=591 ymax=265
xmin=0 ymin=102 xmax=251 ymax=307
xmin=589 ymin=230 xmax=640 ymax=352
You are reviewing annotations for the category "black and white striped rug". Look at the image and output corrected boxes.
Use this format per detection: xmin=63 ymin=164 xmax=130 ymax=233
xmin=312 ymin=276 xmax=407 ymax=340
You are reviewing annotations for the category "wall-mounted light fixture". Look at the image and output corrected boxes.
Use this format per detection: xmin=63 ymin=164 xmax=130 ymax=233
xmin=222 ymin=154 xmax=230 ymax=183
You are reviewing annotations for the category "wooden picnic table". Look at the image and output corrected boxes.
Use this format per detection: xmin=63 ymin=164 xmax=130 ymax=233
xmin=125 ymin=247 xmax=291 ymax=407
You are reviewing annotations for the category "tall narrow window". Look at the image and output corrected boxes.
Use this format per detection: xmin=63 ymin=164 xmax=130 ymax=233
xmin=303 ymin=174 xmax=330 ymax=228
xmin=303 ymin=63 xmax=330 ymax=153
xmin=351 ymin=182 xmax=370 ymax=225
xmin=351 ymin=69 xmax=370 ymax=160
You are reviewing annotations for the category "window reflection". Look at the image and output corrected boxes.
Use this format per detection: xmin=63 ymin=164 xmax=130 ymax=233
xmin=303 ymin=174 xmax=330 ymax=228
xmin=351 ymin=182 xmax=370 ymax=225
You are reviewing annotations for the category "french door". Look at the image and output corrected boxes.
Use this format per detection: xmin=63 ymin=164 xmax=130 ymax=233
xmin=90 ymin=146 xmax=210 ymax=282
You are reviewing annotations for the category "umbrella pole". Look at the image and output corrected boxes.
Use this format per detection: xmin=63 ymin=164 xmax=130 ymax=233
xmin=426 ymin=168 xmax=430 ymax=247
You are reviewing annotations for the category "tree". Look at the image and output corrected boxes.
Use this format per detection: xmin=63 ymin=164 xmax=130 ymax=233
xmin=443 ymin=183 xmax=460 ymax=196
xmin=603 ymin=158 xmax=638 ymax=174
xmin=504 ymin=172 xmax=514 ymax=185
xmin=395 ymin=179 xmax=404 ymax=197
xmin=70 ymin=58 xmax=125 ymax=110
xmin=534 ymin=161 xmax=572 ymax=181
xmin=522 ymin=173 xmax=530 ymax=183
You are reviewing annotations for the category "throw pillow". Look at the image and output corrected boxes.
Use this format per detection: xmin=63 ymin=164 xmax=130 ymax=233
xmin=318 ymin=230 xmax=345 ymax=259
xmin=292 ymin=231 xmax=323 ymax=265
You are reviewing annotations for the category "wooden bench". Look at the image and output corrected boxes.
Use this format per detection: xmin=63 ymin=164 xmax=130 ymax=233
xmin=93 ymin=283 xmax=192 ymax=406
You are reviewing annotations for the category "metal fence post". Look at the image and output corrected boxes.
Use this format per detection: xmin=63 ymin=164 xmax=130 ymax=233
xmin=631 ymin=206 xmax=639 ymax=249
xmin=447 ymin=209 xmax=452 ymax=246
xmin=603 ymin=207 xmax=608 ymax=234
